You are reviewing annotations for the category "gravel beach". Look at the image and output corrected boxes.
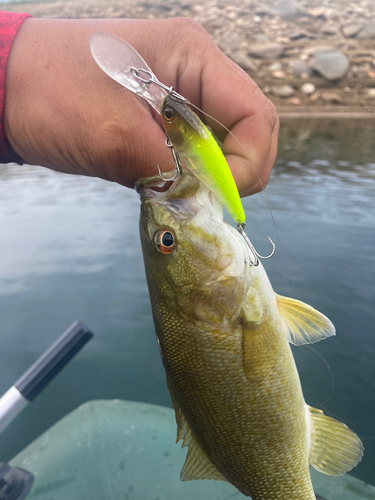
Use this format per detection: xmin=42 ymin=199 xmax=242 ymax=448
xmin=2 ymin=0 xmax=375 ymax=114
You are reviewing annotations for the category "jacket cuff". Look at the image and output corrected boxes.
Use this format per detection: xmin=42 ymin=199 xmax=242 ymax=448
xmin=0 ymin=11 xmax=31 ymax=164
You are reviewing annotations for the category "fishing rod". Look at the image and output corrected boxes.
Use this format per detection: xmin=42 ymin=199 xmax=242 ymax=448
xmin=0 ymin=321 xmax=94 ymax=500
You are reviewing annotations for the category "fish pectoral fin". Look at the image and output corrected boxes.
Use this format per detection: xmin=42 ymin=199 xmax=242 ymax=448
xmin=276 ymin=294 xmax=335 ymax=345
xmin=308 ymin=405 xmax=364 ymax=476
xmin=166 ymin=376 xmax=227 ymax=483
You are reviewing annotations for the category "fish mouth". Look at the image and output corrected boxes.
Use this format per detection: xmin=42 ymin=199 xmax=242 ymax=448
xmin=135 ymin=174 xmax=173 ymax=196
xmin=136 ymin=171 xmax=201 ymax=203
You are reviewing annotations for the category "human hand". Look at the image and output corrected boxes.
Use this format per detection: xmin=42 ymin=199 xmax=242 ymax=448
xmin=4 ymin=17 xmax=278 ymax=196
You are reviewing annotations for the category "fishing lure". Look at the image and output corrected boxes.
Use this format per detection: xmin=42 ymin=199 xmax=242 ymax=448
xmin=89 ymin=31 xmax=275 ymax=264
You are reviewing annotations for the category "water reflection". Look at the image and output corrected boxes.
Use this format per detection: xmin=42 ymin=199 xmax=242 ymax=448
xmin=0 ymin=119 xmax=374 ymax=486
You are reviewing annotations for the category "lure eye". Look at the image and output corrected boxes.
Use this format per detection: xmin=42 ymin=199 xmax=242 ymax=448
xmin=163 ymin=107 xmax=175 ymax=122
xmin=154 ymin=229 xmax=175 ymax=255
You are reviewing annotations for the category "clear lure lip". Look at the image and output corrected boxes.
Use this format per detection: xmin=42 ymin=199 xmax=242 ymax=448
xmin=89 ymin=31 xmax=167 ymax=114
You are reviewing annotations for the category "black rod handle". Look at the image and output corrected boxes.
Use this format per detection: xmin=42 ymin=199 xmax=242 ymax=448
xmin=14 ymin=321 xmax=93 ymax=402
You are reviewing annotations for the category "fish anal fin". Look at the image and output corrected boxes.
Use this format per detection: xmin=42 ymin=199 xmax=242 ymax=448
xmin=166 ymin=376 xmax=227 ymax=483
xmin=180 ymin=435 xmax=228 ymax=482
xmin=276 ymin=294 xmax=335 ymax=345
xmin=308 ymin=405 xmax=364 ymax=476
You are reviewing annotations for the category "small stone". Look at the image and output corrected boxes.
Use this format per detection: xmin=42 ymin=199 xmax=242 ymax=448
xmin=273 ymin=0 xmax=305 ymax=17
xmin=289 ymin=59 xmax=313 ymax=76
xmin=208 ymin=17 xmax=226 ymax=29
xmin=311 ymin=51 xmax=350 ymax=81
xmin=231 ymin=53 xmax=260 ymax=72
xmin=341 ymin=23 xmax=365 ymax=38
xmin=272 ymin=69 xmax=286 ymax=79
xmin=255 ymin=9 xmax=269 ymax=17
xmin=301 ymin=83 xmax=316 ymax=95
xmin=321 ymin=91 xmax=342 ymax=103
xmin=289 ymin=31 xmax=307 ymax=40
xmin=253 ymin=15 xmax=262 ymax=23
xmin=358 ymin=23 xmax=375 ymax=40
xmin=263 ymin=85 xmax=271 ymax=93
xmin=248 ymin=43 xmax=284 ymax=59
xmin=322 ymin=24 xmax=339 ymax=36
xmin=309 ymin=46 xmax=337 ymax=57
xmin=287 ymin=97 xmax=301 ymax=105
xmin=367 ymin=88 xmax=375 ymax=98
xmin=308 ymin=7 xmax=327 ymax=19
xmin=271 ymin=84 xmax=295 ymax=97
xmin=253 ymin=33 xmax=269 ymax=43
xmin=268 ymin=62 xmax=282 ymax=71
xmin=223 ymin=33 xmax=241 ymax=50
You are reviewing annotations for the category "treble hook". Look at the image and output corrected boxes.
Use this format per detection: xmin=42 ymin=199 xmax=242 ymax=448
xmin=165 ymin=137 xmax=183 ymax=176
xmin=130 ymin=67 xmax=187 ymax=102
xmin=237 ymin=223 xmax=275 ymax=267
xmin=157 ymin=164 xmax=180 ymax=182
xmin=157 ymin=137 xmax=183 ymax=181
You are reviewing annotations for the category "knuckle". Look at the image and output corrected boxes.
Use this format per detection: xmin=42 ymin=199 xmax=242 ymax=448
xmin=264 ymin=97 xmax=279 ymax=134
xmin=166 ymin=17 xmax=207 ymax=38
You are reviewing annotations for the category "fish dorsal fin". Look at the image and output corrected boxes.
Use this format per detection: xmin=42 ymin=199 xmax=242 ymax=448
xmin=276 ymin=294 xmax=335 ymax=345
xmin=308 ymin=405 xmax=364 ymax=476
xmin=166 ymin=376 xmax=227 ymax=483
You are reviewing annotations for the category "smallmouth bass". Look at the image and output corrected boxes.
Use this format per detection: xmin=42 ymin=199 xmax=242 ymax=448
xmin=137 ymin=172 xmax=363 ymax=499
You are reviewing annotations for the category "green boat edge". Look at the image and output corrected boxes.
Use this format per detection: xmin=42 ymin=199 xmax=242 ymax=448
xmin=10 ymin=400 xmax=375 ymax=500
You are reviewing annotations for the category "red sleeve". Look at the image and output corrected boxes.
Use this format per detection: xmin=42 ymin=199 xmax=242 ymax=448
xmin=0 ymin=11 xmax=31 ymax=164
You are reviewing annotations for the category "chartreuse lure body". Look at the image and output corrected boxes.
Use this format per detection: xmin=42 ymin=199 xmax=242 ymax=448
xmin=161 ymin=95 xmax=245 ymax=225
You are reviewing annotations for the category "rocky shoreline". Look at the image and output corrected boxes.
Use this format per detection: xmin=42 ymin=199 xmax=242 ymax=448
xmin=3 ymin=0 xmax=375 ymax=113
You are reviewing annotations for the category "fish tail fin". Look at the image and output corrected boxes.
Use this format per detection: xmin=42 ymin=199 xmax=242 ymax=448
xmin=308 ymin=405 xmax=364 ymax=476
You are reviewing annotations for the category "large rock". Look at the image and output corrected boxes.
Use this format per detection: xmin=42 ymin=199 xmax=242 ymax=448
xmin=248 ymin=43 xmax=284 ymax=59
xmin=311 ymin=50 xmax=350 ymax=81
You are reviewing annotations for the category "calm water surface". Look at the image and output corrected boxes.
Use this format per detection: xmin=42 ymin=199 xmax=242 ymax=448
xmin=0 ymin=119 xmax=374 ymax=486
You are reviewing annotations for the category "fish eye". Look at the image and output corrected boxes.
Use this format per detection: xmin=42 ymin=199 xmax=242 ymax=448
xmin=154 ymin=229 xmax=175 ymax=255
xmin=163 ymin=107 xmax=175 ymax=122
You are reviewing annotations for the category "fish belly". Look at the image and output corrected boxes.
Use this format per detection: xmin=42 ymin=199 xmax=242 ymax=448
xmin=155 ymin=312 xmax=316 ymax=500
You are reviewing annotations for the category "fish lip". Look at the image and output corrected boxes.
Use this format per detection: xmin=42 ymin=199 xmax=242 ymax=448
xmin=136 ymin=172 xmax=201 ymax=203
xmin=135 ymin=175 xmax=174 ymax=196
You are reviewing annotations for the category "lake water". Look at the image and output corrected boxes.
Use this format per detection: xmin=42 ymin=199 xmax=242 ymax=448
xmin=0 ymin=118 xmax=374 ymax=487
